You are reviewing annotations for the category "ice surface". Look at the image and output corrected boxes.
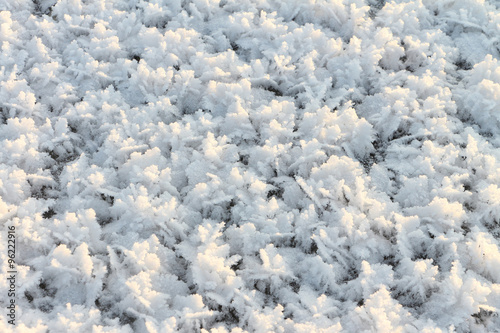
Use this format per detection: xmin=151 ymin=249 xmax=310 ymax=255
xmin=1 ymin=0 xmax=500 ymax=331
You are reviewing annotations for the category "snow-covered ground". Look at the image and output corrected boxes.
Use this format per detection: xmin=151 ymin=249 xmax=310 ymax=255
xmin=1 ymin=0 xmax=500 ymax=331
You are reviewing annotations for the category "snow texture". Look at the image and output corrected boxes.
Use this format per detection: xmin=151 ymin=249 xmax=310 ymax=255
xmin=1 ymin=0 xmax=500 ymax=332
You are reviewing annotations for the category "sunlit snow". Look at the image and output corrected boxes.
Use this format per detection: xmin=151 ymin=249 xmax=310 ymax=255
xmin=1 ymin=0 xmax=500 ymax=331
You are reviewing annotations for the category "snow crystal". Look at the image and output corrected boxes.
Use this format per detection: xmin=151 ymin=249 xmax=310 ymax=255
xmin=1 ymin=0 xmax=500 ymax=331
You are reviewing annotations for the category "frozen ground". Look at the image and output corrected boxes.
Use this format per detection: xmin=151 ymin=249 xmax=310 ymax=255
xmin=1 ymin=0 xmax=500 ymax=332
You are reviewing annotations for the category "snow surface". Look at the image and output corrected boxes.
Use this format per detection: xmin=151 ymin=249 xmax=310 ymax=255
xmin=1 ymin=0 xmax=500 ymax=331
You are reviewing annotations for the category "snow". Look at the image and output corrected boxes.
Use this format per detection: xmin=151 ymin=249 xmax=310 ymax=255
xmin=1 ymin=0 xmax=500 ymax=331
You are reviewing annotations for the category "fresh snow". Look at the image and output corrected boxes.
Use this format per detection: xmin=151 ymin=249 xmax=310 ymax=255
xmin=1 ymin=0 xmax=500 ymax=332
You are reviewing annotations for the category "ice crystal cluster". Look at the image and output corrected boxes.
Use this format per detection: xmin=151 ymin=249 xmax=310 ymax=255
xmin=1 ymin=0 xmax=500 ymax=331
